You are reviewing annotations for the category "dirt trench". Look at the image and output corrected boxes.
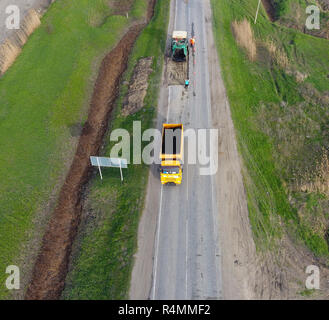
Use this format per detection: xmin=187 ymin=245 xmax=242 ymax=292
xmin=261 ymin=0 xmax=276 ymax=22
xmin=25 ymin=0 xmax=156 ymax=300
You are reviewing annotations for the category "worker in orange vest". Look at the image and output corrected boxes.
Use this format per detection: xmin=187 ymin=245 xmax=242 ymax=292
xmin=190 ymin=37 xmax=195 ymax=48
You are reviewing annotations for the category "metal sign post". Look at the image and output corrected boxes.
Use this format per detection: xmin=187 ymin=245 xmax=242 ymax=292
xmin=96 ymin=156 xmax=103 ymax=180
xmin=254 ymin=0 xmax=261 ymax=24
xmin=119 ymin=161 xmax=123 ymax=182
xmin=90 ymin=156 xmax=128 ymax=181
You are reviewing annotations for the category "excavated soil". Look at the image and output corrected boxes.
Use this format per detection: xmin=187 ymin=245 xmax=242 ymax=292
xmin=25 ymin=0 xmax=157 ymax=300
xmin=167 ymin=59 xmax=189 ymax=85
xmin=122 ymin=57 xmax=154 ymax=116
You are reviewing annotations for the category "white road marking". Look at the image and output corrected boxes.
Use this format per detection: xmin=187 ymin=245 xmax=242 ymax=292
xmin=152 ymin=76 xmax=172 ymax=300
xmin=151 ymin=184 xmax=163 ymax=300
xmin=167 ymin=87 xmax=172 ymax=121
xmin=185 ymin=0 xmax=190 ymax=300
xmin=186 ymin=162 xmax=189 ymax=200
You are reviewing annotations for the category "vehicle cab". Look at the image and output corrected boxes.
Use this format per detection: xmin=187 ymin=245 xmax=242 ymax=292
xmin=160 ymin=160 xmax=182 ymax=185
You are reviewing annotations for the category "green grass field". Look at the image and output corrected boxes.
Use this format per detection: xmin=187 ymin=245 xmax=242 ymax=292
xmin=62 ymin=0 xmax=170 ymax=299
xmin=211 ymin=0 xmax=329 ymax=259
xmin=0 ymin=0 xmax=148 ymax=299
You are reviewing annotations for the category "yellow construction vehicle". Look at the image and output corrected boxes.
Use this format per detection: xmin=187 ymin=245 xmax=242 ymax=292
xmin=160 ymin=124 xmax=184 ymax=185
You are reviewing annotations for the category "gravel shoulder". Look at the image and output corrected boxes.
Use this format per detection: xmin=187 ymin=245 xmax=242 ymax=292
xmin=205 ymin=0 xmax=257 ymax=300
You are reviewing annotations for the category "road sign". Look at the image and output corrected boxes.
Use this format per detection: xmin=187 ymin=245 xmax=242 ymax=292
xmin=90 ymin=156 xmax=127 ymax=181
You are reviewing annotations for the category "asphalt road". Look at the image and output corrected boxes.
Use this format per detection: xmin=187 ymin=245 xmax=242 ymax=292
xmin=0 ymin=0 xmax=51 ymax=45
xmin=130 ymin=0 xmax=255 ymax=300
xmin=150 ymin=0 xmax=222 ymax=300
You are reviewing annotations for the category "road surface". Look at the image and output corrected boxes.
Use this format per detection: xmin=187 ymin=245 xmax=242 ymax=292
xmin=130 ymin=0 xmax=255 ymax=300
xmin=132 ymin=0 xmax=222 ymax=300
xmin=151 ymin=0 xmax=222 ymax=300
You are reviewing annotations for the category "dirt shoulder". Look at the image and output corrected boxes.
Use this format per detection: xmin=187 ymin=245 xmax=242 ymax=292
xmin=204 ymin=1 xmax=257 ymax=300
xmin=211 ymin=0 xmax=329 ymax=299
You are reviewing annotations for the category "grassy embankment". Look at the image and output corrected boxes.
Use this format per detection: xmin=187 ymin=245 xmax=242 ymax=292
xmin=211 ymin=0 xmax=329 ymax=259
xmin=0 ymin=0 xmax=147 ymax=299
xmin=62 ymin=0 xmax=170 ymax=299
xmin=271 ymin=0 xmax=329 ymax=39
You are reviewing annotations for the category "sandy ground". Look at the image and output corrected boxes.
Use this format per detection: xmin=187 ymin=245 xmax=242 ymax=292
xmin=0 ymin=0 xmax=52 ymax=45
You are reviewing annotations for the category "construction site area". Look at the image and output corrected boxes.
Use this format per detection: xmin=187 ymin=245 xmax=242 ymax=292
xmin=0 ymin=0 xmax=329 ymax=302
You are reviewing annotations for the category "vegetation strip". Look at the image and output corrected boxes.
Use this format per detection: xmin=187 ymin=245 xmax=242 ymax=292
xmin=63 ymin=0 xmax=169 ymax=300
xmin=0 ymin=0 xmax=144 ymax=299
xmin=25 ymin=1 xmax=156 ymax=299
xmin=211 ymin=0 xmax=329 ymax=264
